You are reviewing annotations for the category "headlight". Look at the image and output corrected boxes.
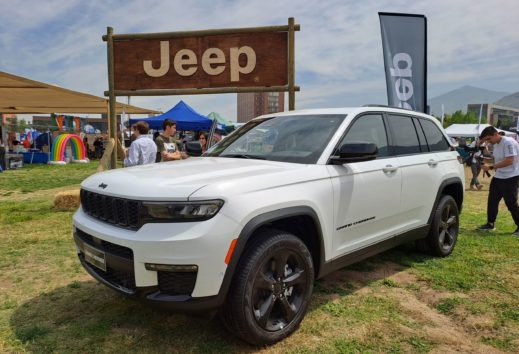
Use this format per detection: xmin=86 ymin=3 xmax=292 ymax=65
xmin=141 ymin=199 xmax=224 ymax=223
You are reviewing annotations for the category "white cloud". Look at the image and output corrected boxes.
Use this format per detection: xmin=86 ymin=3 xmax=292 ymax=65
xmin=0 ymin=0 xmax=518 ymax=121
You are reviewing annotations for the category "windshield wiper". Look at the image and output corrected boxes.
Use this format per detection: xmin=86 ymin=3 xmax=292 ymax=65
xmin=221 ymin=154 xmax=266 ymax=160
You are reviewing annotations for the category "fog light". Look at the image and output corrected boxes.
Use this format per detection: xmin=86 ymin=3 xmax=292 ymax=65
xmin=145 ymin=263 xmax=198 ymax=272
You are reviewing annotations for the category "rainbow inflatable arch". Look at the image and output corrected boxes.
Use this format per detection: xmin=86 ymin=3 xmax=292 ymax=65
xmin=49 ymin=133 xmax=88 ymax=165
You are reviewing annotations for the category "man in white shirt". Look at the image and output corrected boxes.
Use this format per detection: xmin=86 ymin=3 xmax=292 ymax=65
xmin=124 ymin=121 xmax=157 ymax=167
xmin=477 ymin=126 xmax=519 ymax=235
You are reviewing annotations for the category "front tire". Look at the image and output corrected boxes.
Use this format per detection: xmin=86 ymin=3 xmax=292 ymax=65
xmin=221 ymin=228 xmax=314 ymax=345
xmin=418 ymin=195 xmax=459 ymax=257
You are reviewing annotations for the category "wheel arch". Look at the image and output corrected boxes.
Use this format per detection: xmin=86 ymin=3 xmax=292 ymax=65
xmin=219 ymin=206 xmax=324 ymax=301
xmin=428 ymin=177 xmax=464 ymax=225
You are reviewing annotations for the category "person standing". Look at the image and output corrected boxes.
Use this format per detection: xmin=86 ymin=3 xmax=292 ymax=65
xmin=154 ymin=119 xmax=187 ymax=162
xmin=0 ymin=138 xmax=5 ymax=172
xmin=93 ymin=137 xmax=102 ymax=159
xmin=123 ymin=121 xmax=157 ymax=167
xmin=198 ymin=132 xmax=208 ymax=153
xmin=477 ymin=126 xmax=519 ymax=235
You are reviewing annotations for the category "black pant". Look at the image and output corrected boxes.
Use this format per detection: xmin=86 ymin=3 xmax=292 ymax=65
xmin=487 ymin=175 xmax=519 ymax=227
xmin=0 ymin=146 xmax=5 ymax=170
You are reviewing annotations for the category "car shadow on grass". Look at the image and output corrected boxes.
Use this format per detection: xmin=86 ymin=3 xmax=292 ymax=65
xmin=10 ymin=281 xmax=255 ymax=353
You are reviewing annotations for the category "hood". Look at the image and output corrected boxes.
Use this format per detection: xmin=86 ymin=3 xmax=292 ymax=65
xmin=80 ymin=157 xmax=315 ymax=200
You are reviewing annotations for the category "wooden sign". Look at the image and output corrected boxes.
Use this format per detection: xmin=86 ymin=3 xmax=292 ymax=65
xmin=113 ymin=32 xmax=288 ymax=90
xmin=104 ymin=19 xmax=299 ymax=169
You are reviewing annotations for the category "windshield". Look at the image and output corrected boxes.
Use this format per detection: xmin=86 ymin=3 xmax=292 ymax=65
xmin=205 ymin=114 xmax=346 ymax=164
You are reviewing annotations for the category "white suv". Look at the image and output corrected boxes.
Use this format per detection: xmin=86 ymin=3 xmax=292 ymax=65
xmin=73 ymin=107 xmax=464 ymax=345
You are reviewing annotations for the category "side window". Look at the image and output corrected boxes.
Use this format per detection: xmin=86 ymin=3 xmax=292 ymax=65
xmin=419 ymin=119 xmax=451 ymax=151
xmin=387 ymin=115 xmax=421 ymax=155
xmin=337 ymin=114 xmax=389 ymax=157
xmin=412 ymin=117 xmax=429 ymax=152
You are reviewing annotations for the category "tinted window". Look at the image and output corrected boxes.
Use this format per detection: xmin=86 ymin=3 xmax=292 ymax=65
xmin=388 ymin=115 xmax=420 ymax=155
xmin=419 ymin=119 xmax=450 ymax=151
xmin=338 ymin=114 xmax=389 ymax=157
xmin=413 ymin=117 xmax=429 ymax=152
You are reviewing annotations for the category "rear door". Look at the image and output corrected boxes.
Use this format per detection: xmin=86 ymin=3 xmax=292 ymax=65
xmin=386 ymin=114 xmax=447 ymax=230
xmin=328 ymin=113 xmax=403 ymax=257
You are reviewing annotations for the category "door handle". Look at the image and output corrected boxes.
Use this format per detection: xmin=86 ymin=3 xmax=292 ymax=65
xmin=383 ymin=165 xmax=398 ymax=173
xmin=428 ymin=159 xmax=438 ymax=167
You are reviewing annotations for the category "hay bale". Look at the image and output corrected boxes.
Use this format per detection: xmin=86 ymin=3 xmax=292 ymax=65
xmin=54 ymin=189 xmax=80 ymax=210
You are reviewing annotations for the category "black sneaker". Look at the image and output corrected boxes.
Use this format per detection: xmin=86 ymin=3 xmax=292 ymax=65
xmin=478 ymin=223 xmax=495 ymax=231
xmin=512 ymin=228 xmax=519 ymax=236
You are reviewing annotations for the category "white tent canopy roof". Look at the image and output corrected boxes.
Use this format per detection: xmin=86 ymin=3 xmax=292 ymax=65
xmin=445 ymin=124 xmax=516 ymax=138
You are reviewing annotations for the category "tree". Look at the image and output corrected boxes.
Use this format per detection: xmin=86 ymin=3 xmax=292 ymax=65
xmin=18 ymin=119 xmax=28 ymax=133
xmin=443 ymin=110 xmax=478 ymax=128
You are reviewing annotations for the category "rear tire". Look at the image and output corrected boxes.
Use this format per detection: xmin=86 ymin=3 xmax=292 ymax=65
xmin=220 ymin=228 xmax=314 ymax=345
xmin=417 ymin=195 xmax=459 ymax=257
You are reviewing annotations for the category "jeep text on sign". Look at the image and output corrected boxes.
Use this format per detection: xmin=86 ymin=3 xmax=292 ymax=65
xmin=113 ymin=32 xmax=288 ymax=90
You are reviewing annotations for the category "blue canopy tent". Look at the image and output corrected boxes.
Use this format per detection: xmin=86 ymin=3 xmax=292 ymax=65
xmin=129 ymin=100 xmax=212 ymax=131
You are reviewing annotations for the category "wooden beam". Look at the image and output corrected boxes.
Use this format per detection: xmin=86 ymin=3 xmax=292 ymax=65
xmin=106 ymin=86 xmax=300 ymax=97
xmin=107 ymin=27 xmax=117 ymax=169
xmin=288 ymin=17 xmax=296 ymax=111
xmin=102 ymin=24 xmax=300 ymax=41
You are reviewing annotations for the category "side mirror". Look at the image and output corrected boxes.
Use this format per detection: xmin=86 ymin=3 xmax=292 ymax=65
xmin=330 ymin=142 xmax=378 ymax=165
xmin=185 ymin=141 xmax=202 ymax=157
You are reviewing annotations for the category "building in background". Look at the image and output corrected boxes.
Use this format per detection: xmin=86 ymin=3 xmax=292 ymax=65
xmin=237 ymin=92 xmax=285 ymax=123
xmin=467 ymin=104 xmax=519 ymax=131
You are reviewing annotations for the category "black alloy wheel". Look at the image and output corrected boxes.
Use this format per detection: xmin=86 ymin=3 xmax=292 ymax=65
xmin=252 ymin=244 xmax=309 ymax=332
xmin=428 ymin=195 xmax=459 ymax=257
xmin=221 ymin=228 xmax=314 ymax=345
xmin=438 ymin=199 xmax=458 ymax=252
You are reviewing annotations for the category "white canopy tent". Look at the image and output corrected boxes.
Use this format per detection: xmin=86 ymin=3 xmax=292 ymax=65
xmin=445 ymin=124 xmax=516 ymax=138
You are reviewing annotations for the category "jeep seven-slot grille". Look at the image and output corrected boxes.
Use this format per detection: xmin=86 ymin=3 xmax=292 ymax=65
xmin=80 ymin=189 xmax=141 ymax=229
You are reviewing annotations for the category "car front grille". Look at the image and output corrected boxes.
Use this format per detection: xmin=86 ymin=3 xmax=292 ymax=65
xmin=89 ymin=264 xmax=137 ymax=292
xmin=75 ymin=228 xmax=136 ymax=292
xmin=80 ymin=189 xmax=141 ymax=230
xmin=75 ymin=228 xmax=133 ymax=260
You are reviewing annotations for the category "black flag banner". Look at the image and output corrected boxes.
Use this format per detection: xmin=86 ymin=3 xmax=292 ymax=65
xmin=379 ymin=12 xmax=427 ymax=113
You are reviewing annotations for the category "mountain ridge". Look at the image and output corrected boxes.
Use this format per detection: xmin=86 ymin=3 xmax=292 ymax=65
xmin=428 ymin=85 xmax=513 ymax=116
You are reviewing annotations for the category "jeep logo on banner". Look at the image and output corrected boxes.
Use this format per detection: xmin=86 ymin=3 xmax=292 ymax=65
xmin=379 ymin=13 xmax=427 ymax=113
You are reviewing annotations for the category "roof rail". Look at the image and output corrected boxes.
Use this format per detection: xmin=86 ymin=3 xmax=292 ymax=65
xmin=362 ymin=104 xmax=418 ymax=112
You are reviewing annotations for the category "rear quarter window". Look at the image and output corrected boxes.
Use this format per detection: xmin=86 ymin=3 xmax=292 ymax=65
xmin=419 ymin=119 xmax=450 ymax=151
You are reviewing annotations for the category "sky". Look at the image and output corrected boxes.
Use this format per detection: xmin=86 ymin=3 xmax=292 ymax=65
xmin=1 ymin=0 xmax=518 ymax=122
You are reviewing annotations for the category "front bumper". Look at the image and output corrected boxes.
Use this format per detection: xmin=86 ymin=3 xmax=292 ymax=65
xmin=72 ymin=207 xmax=240 ymax=311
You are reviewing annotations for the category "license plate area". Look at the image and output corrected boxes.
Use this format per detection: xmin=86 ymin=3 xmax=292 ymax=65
xmin=83 ymin=242 xmax=107 ymax=272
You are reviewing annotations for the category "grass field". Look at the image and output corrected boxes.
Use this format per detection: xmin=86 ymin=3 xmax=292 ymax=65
xmin=0 ymin=164 xmax=518 ymax=353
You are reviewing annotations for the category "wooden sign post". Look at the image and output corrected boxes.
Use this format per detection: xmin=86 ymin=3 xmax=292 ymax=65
xmin=104 ymin=18 xmax=299 ymax=169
